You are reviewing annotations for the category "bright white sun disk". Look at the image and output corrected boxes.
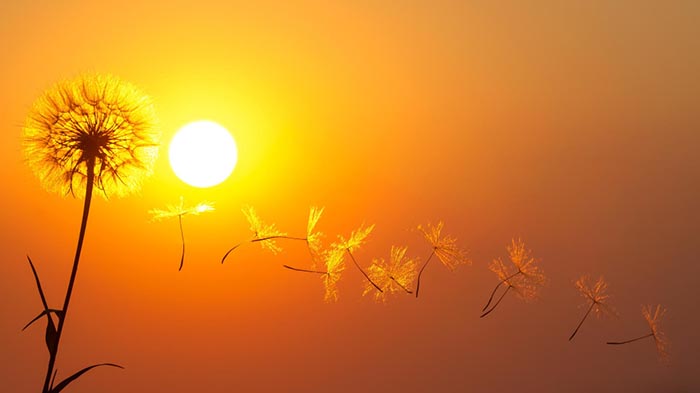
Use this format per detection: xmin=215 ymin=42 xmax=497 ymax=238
xmin=169 ymin=120 xmax=238 ymax=188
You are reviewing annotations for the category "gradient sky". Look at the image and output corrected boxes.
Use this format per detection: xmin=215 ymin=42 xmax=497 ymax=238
xmin=1 ymin=1 xmax=699 ymax=392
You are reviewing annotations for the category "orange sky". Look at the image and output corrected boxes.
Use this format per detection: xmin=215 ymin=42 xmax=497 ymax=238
xmin=1 ymin=1 xmax=699 ymax=392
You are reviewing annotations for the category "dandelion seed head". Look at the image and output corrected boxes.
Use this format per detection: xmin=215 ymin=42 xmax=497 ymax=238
xmin=508 ymin=238 xmax=540 ymax=277
xmin=575 ymin=276 xmax=616 ymax=318
xmin=488 ymin=239 xmax=545 ymax=302
xmin=23 ymin=73 xmax=160 ymax=198
xmin=322 ymin=248 xmax=345 ymax=303
xmin=509 ymin=280 xmax=540 ymax=301
xmin=307 ymin=206 xmax=324 ymax=255
xmin=508 ymin=238 xmax=545 ymax=288
xmin=418 ymin=221 xmax=470 ymax=270
xmin=488 ymin=257 xmax=515 ymax=282
xmin=643 ymin=304 xmax=670 ymax=362
xmin=337 ymin=224 xmax=375 ymax=253
xmin=193 ymin=202 xmax=215 ymax=214
xmin=149 ymin=197 xmax=214 ymax=221
xmin=364 ymin=246 xmax=417 ymax=302
xmin=242 ymin=206 xmax=286 ymax=254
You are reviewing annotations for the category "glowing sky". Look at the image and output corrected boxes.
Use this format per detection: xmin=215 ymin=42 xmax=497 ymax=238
xmin=1 ymin=1 xmax=699 ymax=392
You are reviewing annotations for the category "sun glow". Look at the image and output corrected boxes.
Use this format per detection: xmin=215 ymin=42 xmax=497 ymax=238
xmin=169 ymin=120 xmax=238 ymax=188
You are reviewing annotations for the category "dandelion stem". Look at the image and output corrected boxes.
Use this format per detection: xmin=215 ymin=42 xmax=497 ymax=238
xmin=178 ymin=214 xmax=185 ymax=271
xmin=607 ymin=332 xmax=654 ymax=345
xmin=221 ymin=236 xmax=308 ymax=264
xmin=42 ymin=157 xmax=95 ymax=393
xmin=221 ymin=244 xmax=243 ymax=264
xmin=304 ymin=240 xmax=318 ymax=267
xmin=282 ymin=265 xmax=328 ymax=275
xmin=482 ymin=271 xmax=521 ymax=311
xmin=480 ymin=285 xmax=511 ymax=318
xmin=569 ymin=301 xmax=596 ymax=341
xmin=346 ymin=249 xmax=383 ymax=293
xmin=415 ymin=249 xmax=435 ymax=298
xmin=252 ymin=235 xmax=307 ymax=243
xmin=390 ymin=276 xmax=413 ymax=294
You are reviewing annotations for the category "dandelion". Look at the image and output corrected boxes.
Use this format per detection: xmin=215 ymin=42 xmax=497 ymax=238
xmin=415 ymin=222 xmax=470 ymax=297
xmin=221 ymin=206 xmax=324 ymax=264
xmin=24 ymin=73 xmax=159 ymax=199
xmin=482 ymin=238 xmax=544 ymax=313
xmin=481 ymin=239 xmax=545 ymax=318
xmin=364 ymin=246 xmax=417 ymax=302
xmin=568 ymin=276 xmax=616 ymax=341
xmin=335 ymin=224 xmax=383 ymax=293
xmin=150 ymin=197 xmax=214 ymax=271
xmin=22 ymin=73 xmax=159 ymax=392
xmin=608 ymin=304 xmax=670 ymax=362
xmin=284 ymin=247 xmax=345 ymax=302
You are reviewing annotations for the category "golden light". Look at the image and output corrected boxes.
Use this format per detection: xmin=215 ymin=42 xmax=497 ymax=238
xmin=169 ymin=120 xmax=238 ymax=188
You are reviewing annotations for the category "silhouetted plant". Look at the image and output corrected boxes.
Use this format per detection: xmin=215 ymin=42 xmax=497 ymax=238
xmin=221 ymin=206 xmax=323 ymax=263
xmin=568 ymin=276 xmax=616 ymax=341
xmin=22 ymin=73 xmax=159 ymax=393
xmin=608 ymin=304 xmax=670 ymax=362
xmin=363 ymin=246 xmax=417 ymax=302
xmin=481 ymin=239 xmax=544 ymax=317
xmin=150 ymin=197 xmax=214 ymax=270
xmin=415 ymin=222 xmax=470 ymax=298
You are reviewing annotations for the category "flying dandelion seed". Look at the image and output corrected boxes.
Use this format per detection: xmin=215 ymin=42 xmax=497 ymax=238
xmin=221 ymin=206 xmax=321 ymax=264
xmin=335 ymin=224 xmax=383 ymax=293
xmin=480 ymin=258 xmax=521 ymax=318
xmin=306 ymin=206 xmax=325 ymax=266
xmin=568 ymin=276 xmax=616 ymax=341
xmin=481 ymin=239 xmax=544 ymax=318
xmin=22 ymin=73 xmax=159 ymax=393
xmin=608 ymin=304 xmax=670 ymax=362
xmin=150 ymin=197 xmax=214 ymax=271
xmin=415 ymin=221 xmax=470 ymax=298
xmin=364 ymin=246 xmax=417 ymax=302
xmin=321 ymin=248 xmax=345 ymax=302
xmin=284 ymin=222 xmax=378 ymax=300
xmin=284 ymin=247 xmax=345 ymax=302
xmin=482 ymin=238 xmax=544 ymax=313
xmin=242 ymin=205 xmax=288 ymax=254
xmin=221 ymin=206 xmax=289 ymax=262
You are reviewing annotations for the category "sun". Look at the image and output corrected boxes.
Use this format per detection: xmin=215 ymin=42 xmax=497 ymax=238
xmin=169 ymin=120 xmax=238 ymax=188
